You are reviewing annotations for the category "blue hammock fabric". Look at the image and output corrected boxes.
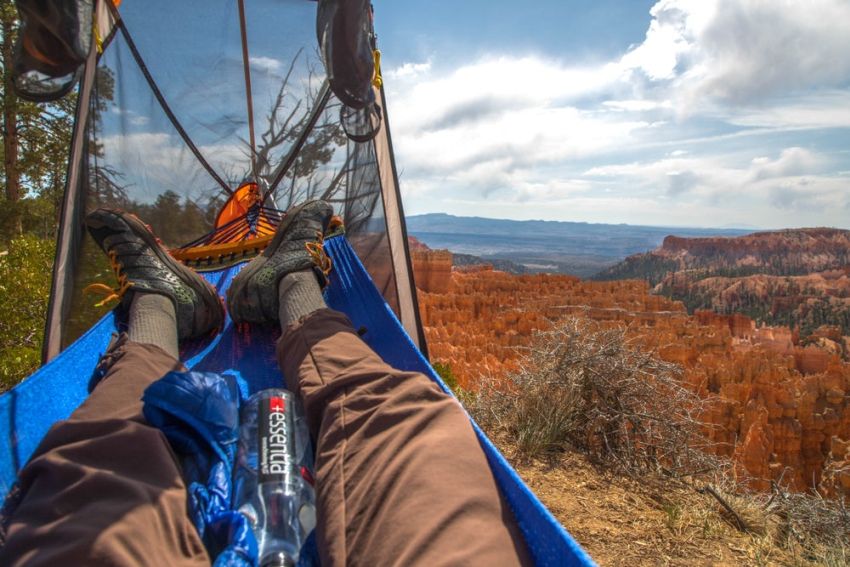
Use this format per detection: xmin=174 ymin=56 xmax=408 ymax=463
xmin=0 ymin=235 xmax=595 ymax=566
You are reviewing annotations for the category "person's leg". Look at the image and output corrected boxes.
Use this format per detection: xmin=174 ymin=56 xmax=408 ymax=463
xmin=0 ymin=209 xmax=224 ymax=566
xmin=0 ymin=330 xmax=209 ymax=566
xmin=228 ymin=201 xmax=530 ymax=566
xmin=279 ymin=308 xmax=531 ymax=567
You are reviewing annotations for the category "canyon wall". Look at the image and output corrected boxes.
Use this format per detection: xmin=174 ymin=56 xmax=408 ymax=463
xmin=599 ymin=228 xmax=850 ymax=284
xmin=597 ymin=228 xmax=850 ymax=340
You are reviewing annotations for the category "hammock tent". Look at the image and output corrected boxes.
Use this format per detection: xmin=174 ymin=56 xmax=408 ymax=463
xmin=1 ymin=1 xmax=595 ymax=564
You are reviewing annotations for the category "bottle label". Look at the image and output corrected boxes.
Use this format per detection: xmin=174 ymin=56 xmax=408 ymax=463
xmin=259 ymin=395 xmax=295 ymax=484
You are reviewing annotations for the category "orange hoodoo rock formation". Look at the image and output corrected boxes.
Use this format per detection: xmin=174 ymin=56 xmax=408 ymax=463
xmin=411 ymin=249 xmax=452 ymax=294
xmin=411 ymin=249 xmax=850 ymax=495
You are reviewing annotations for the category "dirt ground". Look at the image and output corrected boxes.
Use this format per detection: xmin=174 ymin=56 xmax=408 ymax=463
xmin=509 ymin=450 xmax=805 ymax=566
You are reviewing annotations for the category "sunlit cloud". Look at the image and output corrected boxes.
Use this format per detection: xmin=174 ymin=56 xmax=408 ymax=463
xmin=618 ymin=0 xmax=850 ymax=108
xmin=385 ymin=60 xmax=432 ymax=80
xmin=583 ymin=147 xmax=846 ymax=224
xmin=749 ymin=147 xmax=825 ymax=182
xmin=602 ymin=100 xmax=672 ymax=112
xmin=249 ymin=55 xmax=283 ymax=74
xmin=723 ymin=92 xmax=850 ymax=130
xmin=385 ymin=0 xmax=850 ymax=229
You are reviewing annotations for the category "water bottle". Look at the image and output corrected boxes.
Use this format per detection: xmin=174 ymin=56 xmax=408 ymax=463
xmin=234 ymin=389 xmax=316 ymax=567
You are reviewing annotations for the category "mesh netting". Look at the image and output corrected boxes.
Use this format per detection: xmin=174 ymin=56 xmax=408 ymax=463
xmin=61 ymin=0 xmax=399 ymax=347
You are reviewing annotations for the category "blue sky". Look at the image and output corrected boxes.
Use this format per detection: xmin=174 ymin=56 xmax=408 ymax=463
xmin=371 ymin=0 xmax=850 ymax=229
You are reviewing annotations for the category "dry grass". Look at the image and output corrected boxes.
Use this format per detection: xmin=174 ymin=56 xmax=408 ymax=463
xmin=511 ymin=449 xmax=774 ymax=566
xmin=763 ymin=487 xmax=850 ymax=566
xmin=504 ymin=444 xmax=850 ymax=566
xmin=466 ymin=317 xmax=850 ymax=566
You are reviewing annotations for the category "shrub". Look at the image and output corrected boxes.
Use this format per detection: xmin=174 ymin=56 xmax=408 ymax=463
xmin=467 ymin=317 xmax=850 ymax=563
xmin=432 ymin=360 xmax=460 ymax=392
xmin=468 ymin=317 xmax=717 ymax=475
xmin=0 ymin=235 xmax=55 ymax=391
xmin=768 ymin=487 xmax=850 ymax=565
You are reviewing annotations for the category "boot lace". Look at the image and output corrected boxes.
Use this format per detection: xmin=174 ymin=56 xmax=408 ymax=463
xmin=305 ymin=230 xmax=333 ymax=277
xmin=83 ymin=249 xmax=133 ymax=307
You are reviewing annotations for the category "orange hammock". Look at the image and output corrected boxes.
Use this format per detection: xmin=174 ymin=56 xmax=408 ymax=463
xmin=171 ymin=182 xmax=279 ymax=270
xmin=171 ymin=182 xmax=342 ymax=270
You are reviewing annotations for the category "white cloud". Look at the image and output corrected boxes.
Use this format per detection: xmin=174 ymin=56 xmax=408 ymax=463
xmin=386 ymin=60 xmax=432 ymax=80
xmin=619 ymin=0 xmax=716 ymax=81
xmin=388 ymin=55 xmax=648 ymax=189
xmin=249 ymin=56 xmax=283 ymax=74
xmin=582 ymin=147 xmax=844 ymax=219
xmin=766 ymin=177 xmax=849 ymax=213
xmin=724 ymin=92 xmax=850 ymax=129
xmin=620 ymin=0 xmax=850 ymax=107
xmin=749 ymin=147 xmax=824 ymax=181
xmin=584 ymin=155 xmax=730 ymax=200
xmin=390 ymin=55 xmax=622 ymax=132
xmin=696 ymin=0 xmax=850 ymax=103
xmin=110 ymin=107 xmax=150 ymax=127
xmin=602 ymin=99 xmax=672 ymax=112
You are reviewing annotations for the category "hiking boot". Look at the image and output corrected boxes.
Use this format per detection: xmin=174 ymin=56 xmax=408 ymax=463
xmin=85 ymin=208 xmax=224 ymax=340
xmin=227 ymin=200 xmax=334 ymax=325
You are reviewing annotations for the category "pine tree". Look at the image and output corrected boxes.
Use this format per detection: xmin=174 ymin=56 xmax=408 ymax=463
xmin=0 ymin=1 xmax=84 ymax=241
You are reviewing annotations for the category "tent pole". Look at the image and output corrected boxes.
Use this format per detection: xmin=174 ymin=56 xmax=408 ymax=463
xmin=43 ymin=33 xmax=100 ymax=362
xmin=374 ymin=85 xmax=429 ymax=357
xmin=237 ymin=0 xmax=257 ymax=181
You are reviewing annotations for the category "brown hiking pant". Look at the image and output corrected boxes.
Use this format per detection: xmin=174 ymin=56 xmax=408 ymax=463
xmin=1 ymin=309 xmax=529 ymax=566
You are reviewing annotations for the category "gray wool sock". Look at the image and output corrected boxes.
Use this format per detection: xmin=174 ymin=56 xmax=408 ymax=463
xmin=127 ymin=292 xmax=179 ymax=359
xmin=278 ymin=270 xmax=327 ymax=330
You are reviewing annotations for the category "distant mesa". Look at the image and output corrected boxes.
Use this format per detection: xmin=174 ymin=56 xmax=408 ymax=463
xmin=598 ymin=227 xmax=850 ymax=284
xmin=596 ymin=228 xmax=850 ymax=341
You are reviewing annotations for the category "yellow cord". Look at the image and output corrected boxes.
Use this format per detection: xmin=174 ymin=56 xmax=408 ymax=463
xmin=93 ymin=17 xmax=103 ymax=55
xmin=372 ymin=49 xmax=383 ymax=89
xmin=305 ymin=232 xmax=333 ymax=277
xmin=83 ymin=250 xmax=133 ymax=307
